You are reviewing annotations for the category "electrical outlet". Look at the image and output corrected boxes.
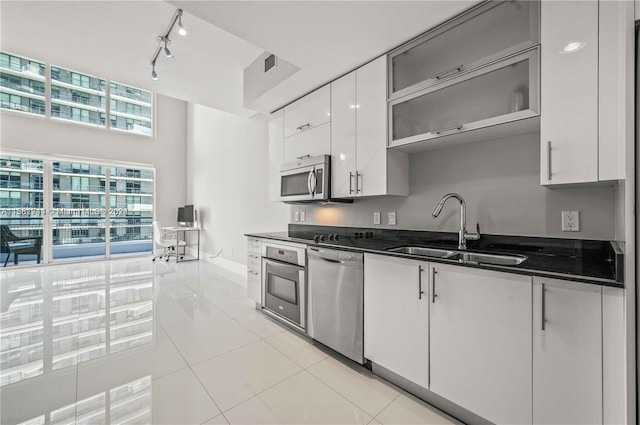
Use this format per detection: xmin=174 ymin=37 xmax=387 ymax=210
xmin=294 ymin=211 xmax=300 ymax=222
xmin=388 ymin=212 xmax=397 ymax=226
xmin=373 ymin=212 xmax=381 ymax=225
xmin=300 ymin=211 xmax=306 ymax=222
xmin=562 ymin=211 xmax=580 ymax=231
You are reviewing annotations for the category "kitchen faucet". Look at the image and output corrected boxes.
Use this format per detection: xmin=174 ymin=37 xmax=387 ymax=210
xmin=432 ymin=193 xmax=480 ymax=250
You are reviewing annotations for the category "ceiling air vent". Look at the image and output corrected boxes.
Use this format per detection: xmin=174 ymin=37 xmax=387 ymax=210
xmin=264 ymin=54 xmax=277 ymax=73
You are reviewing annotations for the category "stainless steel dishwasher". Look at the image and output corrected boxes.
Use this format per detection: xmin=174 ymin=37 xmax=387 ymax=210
xmin=307 ymin=246 xmax=364 ymax=364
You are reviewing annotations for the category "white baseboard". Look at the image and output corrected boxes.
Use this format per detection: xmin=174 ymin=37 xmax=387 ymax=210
xmin=202 ymin=253 xmax=247 ymax=287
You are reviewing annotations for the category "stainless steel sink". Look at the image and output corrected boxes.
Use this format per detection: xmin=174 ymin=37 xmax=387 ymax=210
xmin=449 ymin=252 xmax=527 ymax=266
xmin=387 ymin=246 xmax=527 ymax=266
xmin=387 ymin=246 xmax=457 ymax=258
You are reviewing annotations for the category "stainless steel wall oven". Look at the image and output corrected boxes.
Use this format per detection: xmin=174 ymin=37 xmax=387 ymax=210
xmin=261 ymin=241 xmax=307 ymax=331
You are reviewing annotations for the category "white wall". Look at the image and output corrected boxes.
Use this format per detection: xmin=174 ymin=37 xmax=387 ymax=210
xmin=186 ymin=103 xmax=288 ymax=267
xmin=295 ymin=132 xmax=618 ymax=240
xmin=0 ymin=94 xmax=188 ymax=226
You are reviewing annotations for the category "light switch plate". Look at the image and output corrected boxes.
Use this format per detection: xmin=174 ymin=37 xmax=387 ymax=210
xmin=373 ymin=212 xmax=381 ymax=225
xmin=388 ymin=212 xmax=397 ymax=226
xmin=561 ymin=211 xmax=580 ymax=231
xmin=300 ymin=211 xmax=306 ymax=222
xmin=294 ymin=211 xmax=300 ymax=222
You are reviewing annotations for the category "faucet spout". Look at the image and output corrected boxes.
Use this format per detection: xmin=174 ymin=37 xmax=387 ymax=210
xmin=431 ymin=193 xmax=479 ymax=250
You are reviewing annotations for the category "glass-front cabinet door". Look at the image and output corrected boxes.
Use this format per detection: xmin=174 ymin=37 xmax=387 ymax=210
xmin=389 ymin=0 xmax=539 ymax=99
xmin=389 ymin=48 xmax=539 ymax=149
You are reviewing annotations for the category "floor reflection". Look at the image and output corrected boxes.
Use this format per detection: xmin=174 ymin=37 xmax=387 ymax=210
xmin=1 ymin=260 xmax=155 ymax=388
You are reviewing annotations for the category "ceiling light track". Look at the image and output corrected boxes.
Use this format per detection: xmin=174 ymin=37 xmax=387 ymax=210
xmin=150 ymin=8 xmax=187 ymax=80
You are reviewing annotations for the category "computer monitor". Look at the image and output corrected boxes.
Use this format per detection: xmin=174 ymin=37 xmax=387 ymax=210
xmin=177 ymin=205 xmax=195 ymax=227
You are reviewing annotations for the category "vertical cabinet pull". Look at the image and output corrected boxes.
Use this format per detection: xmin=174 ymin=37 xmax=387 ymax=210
xmin=431 ymin=268 xmax=437 ymax=303
xmin=349 ymin=172 xmax=354 ymax=194
xmin=541 ymin=283 xmax=546 ymax=330
xmin=418 ymin=266 xmax=424 ymax=299
xmin=356 ymin=171 xmax=362 ymax=193
xmin=547 ymin=141 xmax=552 ymax=181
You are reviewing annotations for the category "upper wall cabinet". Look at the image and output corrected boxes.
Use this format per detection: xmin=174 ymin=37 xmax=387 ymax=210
xmin=388 ymin=0 xmax=539 ymax=100
xmin=540 ymin=0 xmax=633 ymax=185
xmin=389 ymin=48 xmax=539 ymax=150
xmin=282 ymin=85 xmax=331 ymax=163
xmin=331 ymin=57 xmax=408 ymax=198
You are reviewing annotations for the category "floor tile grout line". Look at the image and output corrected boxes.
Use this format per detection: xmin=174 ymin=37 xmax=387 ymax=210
xmin=185 ymin=336 xmax=264 ymax=368
xmin=162 ymin=323 xmax=226 ymax=418
xmin=262 ymin=334 xmax=329 ymax=370
xmin=305 ymin=360 xmax=400 ymax=419
xmin=371 ymin=391 xmax=402 ymax=422
xmin=300 ymin=368 xmax=375 ymax=422
xmin=216 ymin=368 xmax=308 ymax=414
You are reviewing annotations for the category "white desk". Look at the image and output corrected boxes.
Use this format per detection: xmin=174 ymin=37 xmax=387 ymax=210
xmin=162 ymin=227 xmax=200 ymax=262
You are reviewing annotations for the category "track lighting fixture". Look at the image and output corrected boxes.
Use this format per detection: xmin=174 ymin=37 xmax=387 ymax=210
xmin=149 ymin=8 xmax=186 ymax=80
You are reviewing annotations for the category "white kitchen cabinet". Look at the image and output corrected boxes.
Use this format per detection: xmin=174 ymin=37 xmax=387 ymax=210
xmin=532 ymin=277 xmax=602 ymax=425
xmin=281 ymin=85 xmax=331 ymax=164
xmin=268 ymin=110 xmax=284 ymax=201
xmin=603 ymin=287 xmax=625 ymax=425
xmin=364 ymin=254 xmax=429 ymax=389
xmin=430 ymin=264 xmax=532 ymax=425
xmin=331 ymin=57 xmax=408 ymax=198
xmin=283 ymin=85 xmax=330 ymax=138
xmin=541 ymin=0 xmax=633 ymax=185
xmin=598 ymin=0 xmax=634 ymax=181
xmin=389 ymin=48 xmax=539 ymax=150
xmin=246 ymin=237 xmax=262 ymax=305
xmin=282 ymin=122 xmax=330 ymax=164
xmin=330 ymin=70 xmax=357 ymax=197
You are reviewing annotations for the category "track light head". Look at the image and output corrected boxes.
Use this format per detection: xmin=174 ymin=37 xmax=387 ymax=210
xmin=177 ymin=15 xmax=187 ymax=36
xmin=162 ymin=37 xmax=173 ymax=58
xmin=151 ymin=62 xmax=158 ymax=80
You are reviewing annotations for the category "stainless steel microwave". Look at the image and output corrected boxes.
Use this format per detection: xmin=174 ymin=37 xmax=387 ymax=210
xmin=279 ymin=155 xmax=330 ymax=203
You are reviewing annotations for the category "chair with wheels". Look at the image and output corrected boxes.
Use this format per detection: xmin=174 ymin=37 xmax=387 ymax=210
xmin=152 ymin=221 xmax=185 ymax=262
xmin=0 ymin=225 xmax=43 ymax=267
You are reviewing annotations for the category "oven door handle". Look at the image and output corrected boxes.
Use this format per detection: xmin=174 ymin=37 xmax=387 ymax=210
xmin=264 ymin=257 xmax=305 ymax=270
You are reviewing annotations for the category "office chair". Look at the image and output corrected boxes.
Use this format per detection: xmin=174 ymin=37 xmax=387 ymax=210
xmin=152 ymin=221 xmax=185 ymax=262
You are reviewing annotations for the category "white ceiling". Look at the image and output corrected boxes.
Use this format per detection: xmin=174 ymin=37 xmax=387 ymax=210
xmin=1 ymin=0 xmax=475 ymax=117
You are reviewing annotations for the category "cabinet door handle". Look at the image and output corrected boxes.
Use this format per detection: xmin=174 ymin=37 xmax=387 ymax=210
xmin=547 ymin=141 xmax=552 ymax=181
xmin=349 ymin=172 xmax=354 ymax=194
xmin=541 ymin=283 xmax=546 ymax=331
xmin=296 ymin=123 xmax=311 ymax=131
xmin=296 ymin=154 xmax=311 ymax=160
xmin=356 ymin=171 xmax=362 ymax=193
xmin=418 ymin=266 xmax=425 ymax=299
xmin=434 ymin=64 xmax=464 ymax=80
xmin=431 ymin=268 xmax=437 ymax=303
xmin=431 ymin=124 xmax=463 ymax=135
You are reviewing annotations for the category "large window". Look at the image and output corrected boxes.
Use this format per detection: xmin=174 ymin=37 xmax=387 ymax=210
xmin=51 ymin=65 xmax=106 ymax=127
xmin=0 ymin=154 xmax=154 ymax=266
xmin=1 ymin=52 xmax=153 ymax=135
xmin=0 ymin=52 xmax=45 ymax=116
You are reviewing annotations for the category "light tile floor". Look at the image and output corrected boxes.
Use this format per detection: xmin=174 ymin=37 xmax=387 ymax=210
xmin=0 ymin=257 xmax=459 ymax=425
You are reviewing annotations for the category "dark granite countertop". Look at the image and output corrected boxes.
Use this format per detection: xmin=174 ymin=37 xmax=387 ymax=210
xmin=246 ymin=225 xmax=624 ymax=288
